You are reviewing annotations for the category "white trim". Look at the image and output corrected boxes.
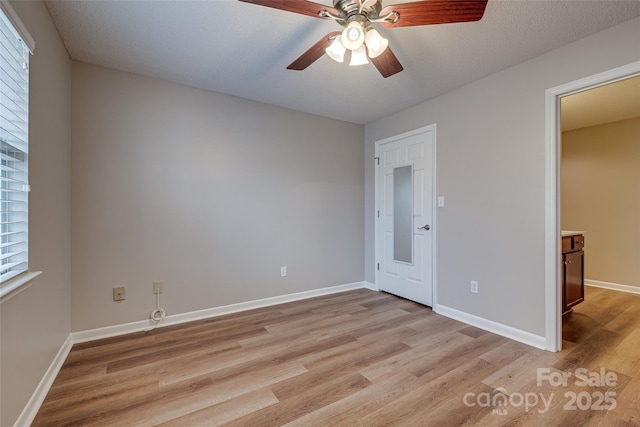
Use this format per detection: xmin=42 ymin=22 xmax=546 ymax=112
xmin=71 ymin=281 xmax=368 ymax=344
xmin=0 ymin=271 xmax=42 ymax=304
xmin=544 ymin=86 xmax=561 ymax=352
xmin=374 ymin=141 xmax=380 ymax=289
xmin=0 ymin=0 xmax=35 ymax=53
xmin=435 ymin=304 xmax=546 ymax=350
xmin=373 ymin=124 xmax=437 ymax=308
xmin=363 ymin=281 xmax=378 ymax=291
xmin=544 ymin=61 xmax=640 ymax=353
xmin=13 ymin=335 xmax=73 ymax=427
xmin=432 ymin=126 xmax=438 ymax=308
xmin=586 ymin=280 xmax=640 ymax=295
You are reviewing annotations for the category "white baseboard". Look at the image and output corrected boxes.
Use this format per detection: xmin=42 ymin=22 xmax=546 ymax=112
xmin=71 ymin=281 xmax=369 ymax=344
xmin=585 ymin=279 xmax=640 ymax=295
xmin=363 ymin=281 xmax=378 ymax=291
xmin=14 ymin=334 xmax=73 ymax=427
xmin=434 ymin=304 xmax=546 ymax=350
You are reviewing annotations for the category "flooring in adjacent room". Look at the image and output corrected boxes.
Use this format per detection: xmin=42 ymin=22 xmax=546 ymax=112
xmin=33 ymin=287 xmax=640 ymax=426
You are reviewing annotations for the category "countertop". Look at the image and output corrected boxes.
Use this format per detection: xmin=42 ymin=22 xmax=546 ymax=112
xmin=562 ymin=230 xmax=584 ymax=237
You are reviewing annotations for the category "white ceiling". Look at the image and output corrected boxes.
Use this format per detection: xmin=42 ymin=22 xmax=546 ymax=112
xmin=45 ymin=0 xmax=640 ymax=125
xmin=561 ymin=76 xmax=640 ymax=131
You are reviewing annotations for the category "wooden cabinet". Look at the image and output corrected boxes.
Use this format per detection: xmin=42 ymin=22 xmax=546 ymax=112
xmin=562 ymin=234 xmax=584 ymax=314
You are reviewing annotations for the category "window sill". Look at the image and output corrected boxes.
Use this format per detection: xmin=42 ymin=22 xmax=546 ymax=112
xmin=0 ymin=271 xmax=43 ymax=304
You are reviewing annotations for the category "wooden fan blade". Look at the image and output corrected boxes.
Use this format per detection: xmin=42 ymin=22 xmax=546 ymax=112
xmin=370 ymin=47 xmax=404 ymax=78
xmin=379 ymin=0 xmax=488 ymax=28
xmin=238 ymin=0 xmax=338 ymax=19
xmin=287 ymin=31 xmax=341 ymax=71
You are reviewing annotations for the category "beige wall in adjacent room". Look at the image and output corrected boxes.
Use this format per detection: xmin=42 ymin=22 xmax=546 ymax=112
xmin=71 ymin=62 xmax=364 ymax=331
xmin=562 ymin=117 xmax=640 ymax=287
xmin=1 ymin=2 xmax=72 ymax=426
xmin=364 ymin=17 xmax=640 ymax=337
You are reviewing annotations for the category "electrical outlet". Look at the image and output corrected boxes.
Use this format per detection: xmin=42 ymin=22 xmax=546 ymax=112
xmin=113 ymin=286 xmax=126 ymax=301
xmin=280 ymin=266 xmax=287 ymax=277
xmin=153 ymin=281 xmax=163 ymax=295
xmin=470 ymin=281 xmax=479 ymax=294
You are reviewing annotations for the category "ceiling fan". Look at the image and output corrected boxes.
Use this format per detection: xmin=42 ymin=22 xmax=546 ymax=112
xmin=238 ymin=0 xmax=489 ymax=78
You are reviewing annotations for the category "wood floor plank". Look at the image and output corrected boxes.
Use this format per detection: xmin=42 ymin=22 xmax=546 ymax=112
xmin=357 ymin=357 xmax=499 ymax=427
xmin=605 ymin=303 xmax=640 ymax=335
xmin=222 ymin=373 xmax=372 ymax=426
xmin=307 ymin=308 xmax=414 ymax=340
xmin=95 ymin=361 xmax=306 ymax=427
xmin=297 ymin=324 xmax=416 ymax=373
xmin=106 ymin=326 xmax=269 ymax=374
xmin=479 ymin=338 xmax=532 ymax=366
xmin=358 ymin=328 xmax=476 ymax=382
xmin=283 ymin=372 xmax=422 ymax=427
xmin=38 ymin=364 xmax=159 ymax=408
xmin=597 ymin=327 xmax=640 ymax=377
xmin=481 ymin=345 xmax=563 ymax=391
xmin=157 ymin=388 xmax=279 ymax=427
xmin=612 ymin=394 xmax=640 ymax=424
xmin=156 ymin=342 xmax=257 ymax=386
xmin=404 ymin=310 xmax=463 ymax=332
xmin=348 ymin=310 xmax=427 ymax=340
xmin=263 ymin=312 xmax=350 ymax=334
xmin=409 ymin=332 xmax=507 ymax=379
xmin=34 ymin=374 xmax=160 ymax=425
xmin=553 ymin=328 xmax=623 ymax=372
xmin=33 ymin=288 xmax=640 ymax=426
xmin=415 ymin=381 xmax=498 ymax=427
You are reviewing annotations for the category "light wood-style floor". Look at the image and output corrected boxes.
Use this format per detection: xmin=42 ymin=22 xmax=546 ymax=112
xmin=34 ymin=286 xmax=640 ymax=426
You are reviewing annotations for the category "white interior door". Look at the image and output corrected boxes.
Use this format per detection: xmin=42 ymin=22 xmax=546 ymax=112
xmin=376 ymin=126 xmax=434 ymax=306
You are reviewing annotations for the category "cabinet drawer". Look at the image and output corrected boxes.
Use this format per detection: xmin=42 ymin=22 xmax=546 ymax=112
xmin=573 ymin=235 xmax=584 ymax=251
xmin=562 ymin=234 xmax=584 ymax=253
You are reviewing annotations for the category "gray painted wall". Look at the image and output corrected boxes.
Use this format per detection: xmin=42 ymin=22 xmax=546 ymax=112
xmin=364 ymin=17 xmax=640 ymax=337
xmin=1 ymin=2 xmax=72 ymax=426
xmin=71 ymin=62 xmax=365 ymax=331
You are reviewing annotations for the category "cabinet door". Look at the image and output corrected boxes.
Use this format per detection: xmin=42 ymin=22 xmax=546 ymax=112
xmin=564 ymin=250 xmax=584 ymax=312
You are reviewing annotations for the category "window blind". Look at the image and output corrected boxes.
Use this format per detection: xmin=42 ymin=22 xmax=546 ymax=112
xmin=0 ymin=7 xmax=29 ymax=284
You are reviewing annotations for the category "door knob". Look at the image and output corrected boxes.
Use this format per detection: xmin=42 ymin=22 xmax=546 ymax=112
xmin=418 ymin=224 xmax=430 ymax=231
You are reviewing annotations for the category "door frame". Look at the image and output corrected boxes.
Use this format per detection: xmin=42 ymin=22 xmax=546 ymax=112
xmin=544 ymin=61 xmax=640 ymax=352
xmin=374 ymin=124 xmax=437 ymax=308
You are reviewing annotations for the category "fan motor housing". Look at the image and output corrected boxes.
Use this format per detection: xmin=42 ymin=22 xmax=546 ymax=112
xmin=333 ymin=0 xmax=381 ymax=20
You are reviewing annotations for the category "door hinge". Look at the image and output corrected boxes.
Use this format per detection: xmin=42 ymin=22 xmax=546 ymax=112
xmin=377 ymin=210 xmax=380 ymax=218
xmin=377 ymin=263 xmax=380 ymax=271
xmin=374 ymin=157 xmax=380 ymax=165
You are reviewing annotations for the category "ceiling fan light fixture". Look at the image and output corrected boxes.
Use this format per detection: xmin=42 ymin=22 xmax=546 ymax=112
xmin=243 ymin=0 xmax=490 ymax=78
xmin=364 ymin=29 xmax=388 ymax=58
xmin=325 ymin=36 xmax=346 ymax=63
xmin=349 ymin=45 xmax=369 ymax=66
xmin=341 ymin=21 xmax=365 ymax=51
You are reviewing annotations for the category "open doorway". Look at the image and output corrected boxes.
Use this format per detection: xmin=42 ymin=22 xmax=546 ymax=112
xmin=544 ymin=61 xmax=640 ymax=352
xmin=560 ymin=76 xmax=640 ymax=343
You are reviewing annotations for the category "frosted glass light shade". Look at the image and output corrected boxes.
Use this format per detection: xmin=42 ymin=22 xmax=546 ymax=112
xmin=349 ymin=45 xmax=369 ymax=66
xmin=365 ymin=29 xmax=389 ymax=58
xmin=341 ymin=21 xmax=365 ymax=51
xmin=326 ymin=37 xmax=346 ymax=63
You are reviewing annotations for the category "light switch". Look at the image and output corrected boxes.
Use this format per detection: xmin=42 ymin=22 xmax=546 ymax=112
xmin=437 ymin=196 xmax=445 ymax=207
